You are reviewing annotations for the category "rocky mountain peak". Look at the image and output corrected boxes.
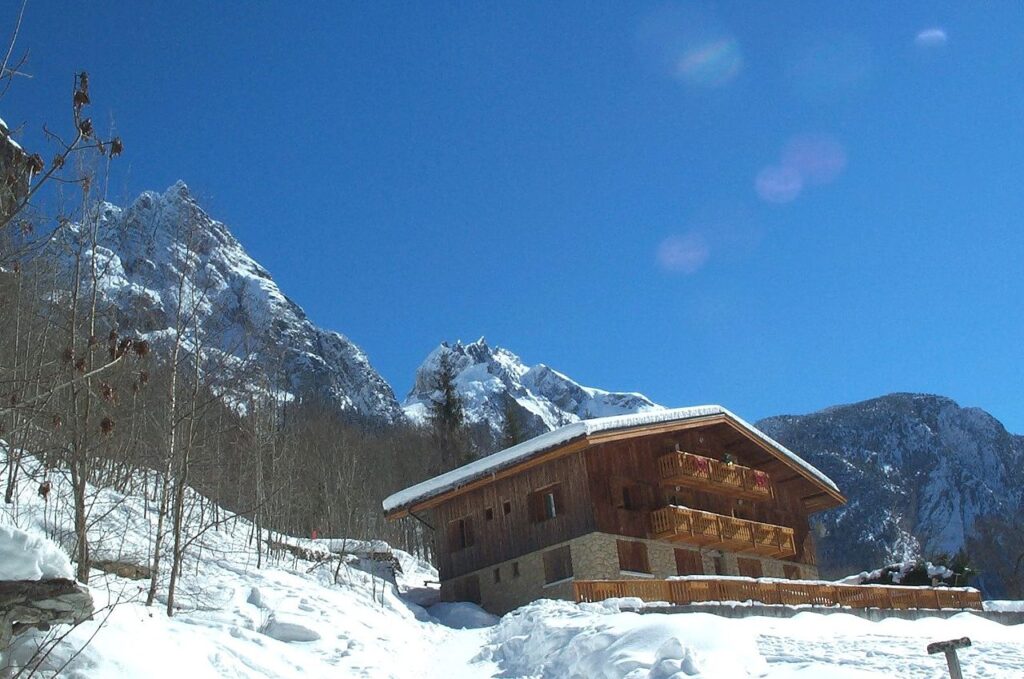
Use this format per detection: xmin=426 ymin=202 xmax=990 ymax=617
xmin=404 ymin=339 xmax=662 ymax=448
xmin=61 ymin=183 xmax=404 ymax=422
xmin=758 ymin=393 xmax=1024 ymax=592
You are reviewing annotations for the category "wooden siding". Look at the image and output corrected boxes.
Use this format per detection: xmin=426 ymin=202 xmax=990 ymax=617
xmin=584 ymin=423 xmax=819 ymax=564
xmin=431 ymin=451 xmax=595 ymax=580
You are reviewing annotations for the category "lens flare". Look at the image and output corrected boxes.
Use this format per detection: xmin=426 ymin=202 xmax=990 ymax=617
xmin=755 ymin=166 xmax=803 ymax=204
xmin=781 ymin=134 xmax=847 ymax=186
xmin=915 ymin=28 xmax=948 ymax=47
xmin=657 ymin=233 xmax=710 ymax=274
xmin=675 ymin=38 xmax=743 ymax=87
xmin=634 ymin=5 xmax=742 ymax=88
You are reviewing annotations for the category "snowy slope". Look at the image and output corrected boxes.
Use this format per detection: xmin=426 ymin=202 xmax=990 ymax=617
xmin=53 ymin=182 xmax=403 ymax=422
xmin=758 ymin=393 xmax=1024 ymax=589
xmin=0 ymin=444 xmax=490 ymax=678
xmin=404 ymin=338 xmax=662 ymax=446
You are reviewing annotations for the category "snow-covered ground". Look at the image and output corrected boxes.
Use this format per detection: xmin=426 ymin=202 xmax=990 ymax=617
xmin=486 ymin=599 xmax=1024 ymax=678
xmin=2 ymin=447 xmax=1023 ymax=678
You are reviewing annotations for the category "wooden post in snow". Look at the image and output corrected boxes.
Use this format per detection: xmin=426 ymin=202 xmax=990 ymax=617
xmin=927 ymin=637 xmax=971 ymax=679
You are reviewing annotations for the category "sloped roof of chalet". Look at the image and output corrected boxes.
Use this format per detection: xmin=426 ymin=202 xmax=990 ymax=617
xmin=383 ymin=405 xmax=841 ymax=516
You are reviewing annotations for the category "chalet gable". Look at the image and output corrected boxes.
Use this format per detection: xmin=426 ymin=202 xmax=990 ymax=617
xmin=383 ymin=405 xmax=844 ymax=518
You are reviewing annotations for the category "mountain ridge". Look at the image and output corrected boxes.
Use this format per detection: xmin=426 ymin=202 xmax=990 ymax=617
xmin=403 ymin=338 xmax=662 ymax=447
xmin=757 ymin=392 xmax=1024 ymax=589
xmin=58 ymin=182 xmax=404 ymax=422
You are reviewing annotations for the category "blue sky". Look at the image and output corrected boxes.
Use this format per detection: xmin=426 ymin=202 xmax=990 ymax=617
xmin=4 ymin=3 xmax=1023 ymax=431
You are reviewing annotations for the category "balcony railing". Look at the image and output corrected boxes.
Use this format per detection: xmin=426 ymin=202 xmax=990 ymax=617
xmin=658 ymin=451 xmax=773 ymax=501
xmin=650 ymin=505 xmax=796 ymax=559
xmin=573 ymin=578 xmax=984 ymax=611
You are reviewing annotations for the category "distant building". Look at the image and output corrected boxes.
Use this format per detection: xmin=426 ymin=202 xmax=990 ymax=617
xmin=384 ymin=406 xmax=845 ymax=614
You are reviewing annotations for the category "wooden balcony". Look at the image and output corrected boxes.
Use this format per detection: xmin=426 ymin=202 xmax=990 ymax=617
xmin=650 ymin=506 xmax=796 ymax=559
xmin=658 ymin=451 xmax=773 ymax=501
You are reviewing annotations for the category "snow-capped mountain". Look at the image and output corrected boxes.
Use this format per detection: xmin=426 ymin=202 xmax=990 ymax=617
xmin=758 ymin=394 xmax=1024 ymax=587
xmin=58 ymin=182 xmax=403 ymax=422
xmin=404 ymin=338 xmax=662 ymax=446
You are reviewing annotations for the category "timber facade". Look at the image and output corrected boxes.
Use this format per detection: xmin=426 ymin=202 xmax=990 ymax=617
xmin=384 ymin=407 xmax=845 ymax=614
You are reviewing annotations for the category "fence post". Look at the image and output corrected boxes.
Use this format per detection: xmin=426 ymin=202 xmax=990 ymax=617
xmin=927 ymin=637 xmax=970 ymax=679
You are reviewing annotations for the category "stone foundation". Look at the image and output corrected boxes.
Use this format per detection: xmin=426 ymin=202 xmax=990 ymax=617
xmin=442 ymin=531 xmax=817 ymax=614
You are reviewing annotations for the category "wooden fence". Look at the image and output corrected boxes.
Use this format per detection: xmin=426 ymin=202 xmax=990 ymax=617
xmin=573 ymin=578 xmax=983 ymax=611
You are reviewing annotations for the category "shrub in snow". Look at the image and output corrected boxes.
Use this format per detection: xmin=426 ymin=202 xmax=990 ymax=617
xmin=840 ymin=557 xmax=973 ymax=588
xmin=0 ymin=525 xmax=74 ymax=581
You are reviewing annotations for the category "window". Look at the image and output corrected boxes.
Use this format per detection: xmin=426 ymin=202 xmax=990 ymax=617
xmin=485 ymin=507 xmax=494 ymax=521
xmin=737 ymin=557 xmax=763 ymax=578
xmin=512 ymin=561 xmax=520 ymax=578
xmin=502 ymin=500 xmax=512 ymax=516
xmin=712 ymin=555 xmax=725 ymax=575
xmin=616 ymin=540 xmax=651 ymax=574
xmin=493 ymin=568 xmax=501 ymax=584
xmin=545 ymin=492 xmax=557 ymax=518
xmin=447 ymin=516 xmax=474 ymax=552
xmin=528 ymin=484 xmax=564 ymax=523
xmin=783 ymin=564 xmax=801 ymax=580
xmin=542 ymin=545 xmax=573 ymax=584
xmin=674 ymin=548 xmax=703 ymax=576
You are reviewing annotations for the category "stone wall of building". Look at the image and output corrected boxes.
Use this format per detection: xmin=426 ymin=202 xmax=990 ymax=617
xmin=443 ymin=530 xmax=818 ymax=614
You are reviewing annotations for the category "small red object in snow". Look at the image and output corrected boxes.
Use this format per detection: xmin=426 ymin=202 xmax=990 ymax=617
xmin=311 ymin=529 xmax=318 ymax=540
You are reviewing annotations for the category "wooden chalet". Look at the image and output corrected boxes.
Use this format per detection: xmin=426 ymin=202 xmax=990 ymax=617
xmin=383 ymin=406 xmax=845 ymax=614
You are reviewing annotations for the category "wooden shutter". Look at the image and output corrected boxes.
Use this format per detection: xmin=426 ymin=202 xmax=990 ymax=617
xmin=528 ymin=490 xmax=544 ymax=523
xmin=543 ymin=545 xmax=573 ymax=583
xmin=674 ymin=549 xmax=703 ymax=576
xmin=616 ymin=540 xmax=650 ymax=574
xmin=737 ymin=557 xmax=763 ymax=578
xmin=446 ymin=520 xmax=459 ymax=552
xmin=610 ymin=479 xmax=626 ymax=508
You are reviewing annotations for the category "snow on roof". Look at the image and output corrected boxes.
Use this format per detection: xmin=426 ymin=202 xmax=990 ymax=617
xmin=382 ymin=405 xmax=839 ymax=514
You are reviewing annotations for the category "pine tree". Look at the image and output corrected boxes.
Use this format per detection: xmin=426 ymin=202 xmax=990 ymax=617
xmin=427 ymin=348 xmax=469 ymax=469
xmin=501 ymin=396 xmax=524 ymax=449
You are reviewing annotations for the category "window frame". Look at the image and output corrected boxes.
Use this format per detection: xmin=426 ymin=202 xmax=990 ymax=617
xmin=528 ymin=483 xmax=564 ymax=524
xmin=447 ymin=515 xmax=475 ymax=552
